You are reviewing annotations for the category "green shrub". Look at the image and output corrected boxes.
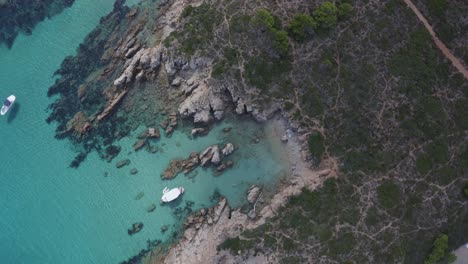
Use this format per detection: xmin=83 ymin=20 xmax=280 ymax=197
xmin=272 ymin=29 xmax=289 ymax=55
xmin=308 ymin=132 xmax=325 ymax=162
xmin=416 ymin=154 xmax=432 ymax=174
xmin=217 ymin=236 xmax=255 ymax=254
xmin=338 ymin=3 xmax=353 ymax=19
xmin=464 ymin=186 xmax=468 ymax=198
xmin=181 ymin=5 xmax=193 ymax=17
xmin=313 ymin=1 xmax=338 ymax=29
xmin=377 ymin=181 xmax=400 ymax=209
xmin=424 ymin=234 xmax=448 ymax=264
xmin=287 ymin=13 xmax=316 ymax=42
xmin=211 ymin=60 xmax=226 ymax=79
xmin=428 ymin=0 xmax=447 ymax=18
xmin=245 ymin=57 xmax=290 ymax=90
xmin=253 ymin=9 xmax=275 ymax=29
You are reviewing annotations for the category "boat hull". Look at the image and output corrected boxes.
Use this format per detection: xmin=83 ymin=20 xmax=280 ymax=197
xmin=1 ymin=95 xmax=16 ymax=116
xmin=161 ymin=187 xmax=184 ymax=203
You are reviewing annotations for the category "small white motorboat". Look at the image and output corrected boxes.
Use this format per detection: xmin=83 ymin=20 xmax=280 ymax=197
xmin=161 ymin=187 xmax=184 ymax=203
xmin=1 ymin=95 xmax=15 ymax=116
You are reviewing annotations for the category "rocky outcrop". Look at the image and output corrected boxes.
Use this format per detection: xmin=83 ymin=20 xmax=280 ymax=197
xmin=162 ymin=112 xmax=178 ymax=136
xmin=113 ymin=45 xmax=161 ymax=87
xmin=199 ymin=145 xmax=220 ymax=166
xmin=178 ymin=81 xmax=226 ymax=124
xmin=66 ymin=111 xmax=91 ymax=136
xmin=162 ymin=159 xmax=184 ymax=179
xmin=191 ymin=127 xmax=208 ymax=137
xmin=221 ymin=143 xmax=234 ymax=156
xmin=139 ymin=127 xmax=160 ymax=139
xmin=247 ymin=185 xmax=261 ymax=204
xmin=133 ymin=139 xmax=146 ymax=151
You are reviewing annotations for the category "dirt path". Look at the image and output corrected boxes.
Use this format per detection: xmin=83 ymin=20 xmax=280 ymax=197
xmin=402 ymin=0 xmax=468 ymax=79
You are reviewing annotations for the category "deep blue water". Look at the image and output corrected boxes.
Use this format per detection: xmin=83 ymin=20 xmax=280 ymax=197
xmin=0 ymin=0 xmax=287 ymax=263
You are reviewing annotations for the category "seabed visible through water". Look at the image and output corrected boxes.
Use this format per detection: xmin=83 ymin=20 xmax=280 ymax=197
xmin=0 ymin=1 xmax=289 ymax=262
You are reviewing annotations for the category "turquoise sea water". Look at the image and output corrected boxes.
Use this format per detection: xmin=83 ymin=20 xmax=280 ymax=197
xmin=0 ymin=1 xmax=287 ymax=263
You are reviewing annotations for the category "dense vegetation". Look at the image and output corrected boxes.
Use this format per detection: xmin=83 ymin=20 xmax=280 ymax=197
xmin=163 ymin=0 xmax=468 ymax=262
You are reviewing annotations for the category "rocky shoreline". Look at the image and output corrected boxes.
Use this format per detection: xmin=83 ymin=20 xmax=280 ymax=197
xmin=46 ymin=0 xmax=288 ymax=168
xmin=140 ymin=116 xmax=332 ymax=263
xmin=46 ymin=0 xmax=332 ymax=262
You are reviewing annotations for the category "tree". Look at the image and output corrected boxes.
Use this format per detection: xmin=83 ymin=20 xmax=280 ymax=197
xmin=287 ymin=13 xmax=317 ymax=42
xmin=338 ymin=3 xmax=353 ymax=19
xmin=313 ymin=1 xmax=338 ymax=29
xmin=253 ymin=9 xmax=274 ymax=29
xmin=272 ymin=29 xmax=289 ymax=55
xmin=424 ymin=234 xmax=449 ymax=264
xmin=377 ymin=181 xmax=400 ymax=209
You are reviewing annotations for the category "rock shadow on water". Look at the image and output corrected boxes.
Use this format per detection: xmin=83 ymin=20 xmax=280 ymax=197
xmin=6 ymin=102 xmax=19 ymax=123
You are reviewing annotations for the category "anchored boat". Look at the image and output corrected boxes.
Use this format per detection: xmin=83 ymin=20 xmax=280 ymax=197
xmin=161 ymin=187 xmax=184 ymax=203
xmin=1 ymin=95 xmax=15 ymax=116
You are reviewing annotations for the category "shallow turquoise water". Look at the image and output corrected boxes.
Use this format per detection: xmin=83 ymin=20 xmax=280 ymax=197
xmin=0 ymin=1 xmax=287 ymax=263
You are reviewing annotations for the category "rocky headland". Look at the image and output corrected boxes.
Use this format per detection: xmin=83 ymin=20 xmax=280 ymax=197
xmin=47 ymin=0 xmax=467 ymax=262
xmin=0 ymin=0 xmax=75 ymax=48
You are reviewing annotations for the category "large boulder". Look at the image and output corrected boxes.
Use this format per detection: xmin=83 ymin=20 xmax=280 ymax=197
xmin=247 ymin=185 xmax=261 ymax=204
xmin=221 ymin=143 xmax=234 ymax=156
xmin=178 ymin=82 xmax=225 ymax=124
xmin=211 ymin=145 xmax=221 ymax=165
xmin=200 ymin=145 xmax=218 ymax=166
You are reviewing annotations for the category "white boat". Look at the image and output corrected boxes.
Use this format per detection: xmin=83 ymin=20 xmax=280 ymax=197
xmin=161 ymin=187 xmax=184 ymax=203
xmin=1 ymin=95 xmax=15 ymax=116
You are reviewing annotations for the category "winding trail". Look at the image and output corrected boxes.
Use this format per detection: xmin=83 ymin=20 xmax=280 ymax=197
xmin=402 ymin=0 xmax=468 ymax=79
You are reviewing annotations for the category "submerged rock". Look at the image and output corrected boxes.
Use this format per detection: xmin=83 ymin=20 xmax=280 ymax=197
xmin=128 ymin=222 xmax=144 ymax=236
xmin=146 ymin=127 xmax=160 ymax=139
xmin=135 ymin=192 xmax=144 ymax=200
xmin=216 ymin=164 xmax=226 ymax=172
xmin=160 ymin=225 xmax=169 ymax=233
xmin=162 ymin=159 xmax=184 ymax=179
xmin=191 ymin=127 xmax=208 ymax=137
xmin=222 ymin=127 xmax=232 ymax=133
xmin=116 ymin=159 xmax=131 ymax=168
xmin=147 ymin=204 xmax=156 ymax=212
xmin=133 ymin=139 xmax=146 ymax=151
xmin=105 ymin=145 xmax=121 ymax=162
xmin=130 ymin=168 xmax=138 ymax=175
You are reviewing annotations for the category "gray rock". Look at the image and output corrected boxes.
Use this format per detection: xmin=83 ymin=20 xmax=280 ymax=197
xmin=211 ymin=146 xmax=221 ymax=165
xmin=221 ymin=143 xmax=234 ymax=156
xmin=213 ymin=110 xmax=224 ymax=121
xmin=247 ymin=185 xmax=261 ymax=204
xmin=191 ymin=128 xmax=207 ymax=136
xmin=171 ymin=76 xmax=183 ymax=86
xmin=281 ymin=134 xmax=288 ymax=142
